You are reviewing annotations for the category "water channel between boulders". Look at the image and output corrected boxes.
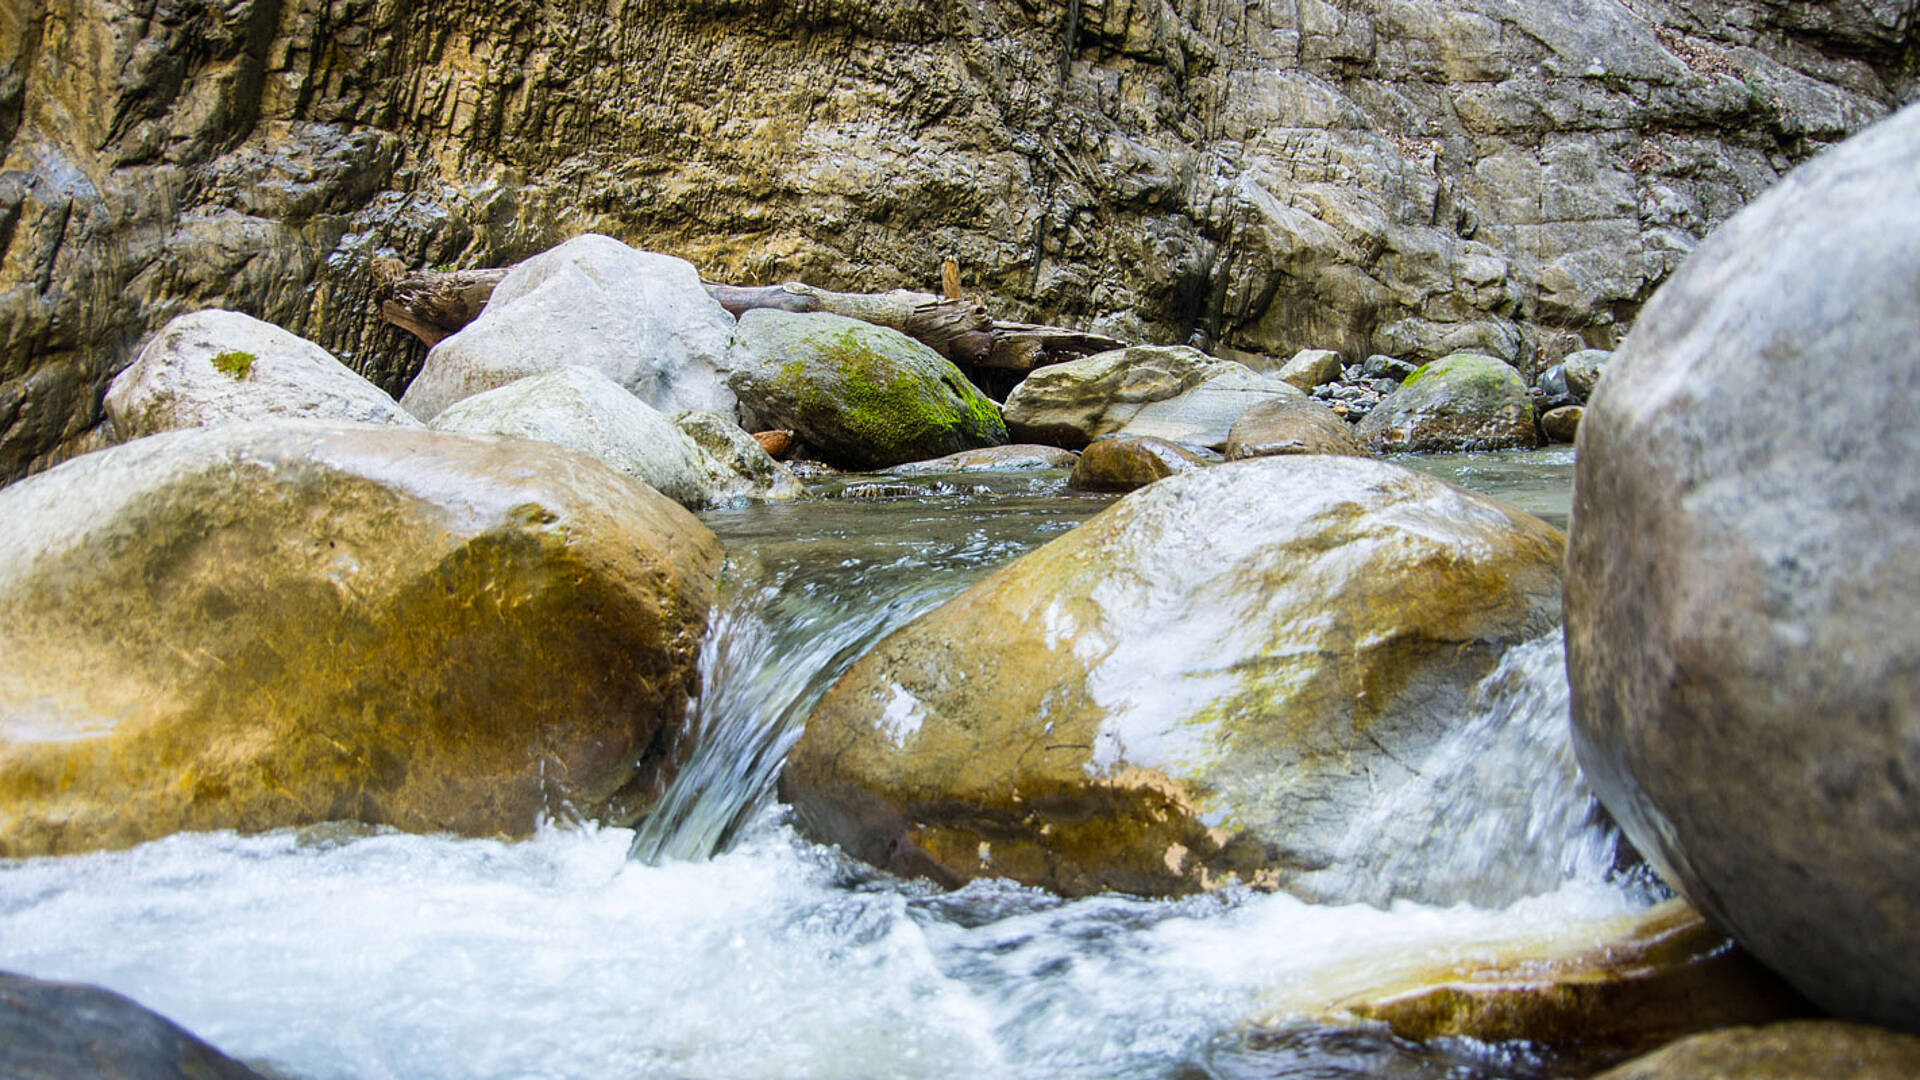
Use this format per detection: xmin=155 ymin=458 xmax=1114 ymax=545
xmin=0 ymin=450 xmax=1642 ymax=1080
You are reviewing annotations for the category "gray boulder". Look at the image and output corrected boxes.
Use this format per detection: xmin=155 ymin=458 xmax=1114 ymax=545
xmin=727 ymin=309 xmax=1006 ymax=470
xmin=105 ymin=310 xmax=418 ymax=439
xmin=1357 ymin=352 xmax=1538 ymax=452
xmin=428 ymin=366 xmax=728 ymax=509
xmin=0 ymin=971 xmax=267 ymax=1079
xmin=400 ymin=235 xmax=737 ymax=421
xmin=1566 ymin=101 xmax=1920 ymax=1031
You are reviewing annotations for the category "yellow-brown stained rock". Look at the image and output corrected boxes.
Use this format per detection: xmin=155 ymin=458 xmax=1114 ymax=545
xmin=0 ymin=421 xmax=722 ymax=855
xmin=782 ymin=455 xmax=1564 ymax=899
xmin=1291 ymin=900 xmax=1811 ymax=1070
xmin=1595 ymin=1020 xmax=1920 ymax=1080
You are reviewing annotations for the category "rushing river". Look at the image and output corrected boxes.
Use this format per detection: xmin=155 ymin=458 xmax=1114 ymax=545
xmin=0 ymin=453 xmax=1641 ymax=1080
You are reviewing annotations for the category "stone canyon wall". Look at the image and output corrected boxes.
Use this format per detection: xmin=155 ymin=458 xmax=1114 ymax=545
xmin=0 ymin=0 xmax=1913 ymax=481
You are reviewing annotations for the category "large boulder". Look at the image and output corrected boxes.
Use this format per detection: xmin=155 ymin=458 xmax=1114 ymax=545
xmin=398 ymin=235 xmax=737 ymax=422
xmin=104 ymin=310 xmax=418 ymax=439
xmin=1594 ymin=1022 xmax=1920 ymax=1080
xmin=427 ymin=365 xmax=760 ymax=509
xmin=783 ymin=455 xmax=1564 ymax=900
xmin=1002 ymin=345 xmax=1279 ymax=449
xmin=0 ymin=422 xmax=721 ymax=855
xmin=727 ymin=309 xmax=1006 ymax=470
xmin=1356 ymin=352 xmax=1537 ymax=452
xmin=0 ymin=971 xmax=268 ymax=1079
xmin=1224 ymin=396 xmax=1368 ymax=460
xmin=1565 ymin=103 xmax=1920 ymax=1030
xmin=1562 ymin=349 xmax=1611 ymax=401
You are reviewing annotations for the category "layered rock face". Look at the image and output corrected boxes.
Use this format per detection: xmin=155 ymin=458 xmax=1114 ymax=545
xmin=2 ymin=0 xmax=1914 ymax=483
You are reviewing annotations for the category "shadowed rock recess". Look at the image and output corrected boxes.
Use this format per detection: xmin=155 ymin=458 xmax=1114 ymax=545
xmin=2 ymin=0 xmax=1915 ymax=482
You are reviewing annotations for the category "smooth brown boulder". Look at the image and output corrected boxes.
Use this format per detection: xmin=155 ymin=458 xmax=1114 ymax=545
xmin=0 ymin=422 xmax=721 ymax=855
xmin=1566 ymin=101 xmax=1920 ymax=1030
xmin=1224 ymin=397 xmax=1368 ymax=459
xmin=1594 ymin=1021 xmax=1920 ymax=1080
xmin=783 ymin=455 xmax=1564 ymax=900
xmin=1542 ymin=404 xmax=1583 ymax=442
xmin=1066 ymin=434 xmax=1212 ymax=492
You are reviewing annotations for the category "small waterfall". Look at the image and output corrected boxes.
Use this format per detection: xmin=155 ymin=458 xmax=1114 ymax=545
xmin=1307 ymin=631 xmax=1622 ymax=907
xmin=629 ymin=567 xmax=941 ymax=864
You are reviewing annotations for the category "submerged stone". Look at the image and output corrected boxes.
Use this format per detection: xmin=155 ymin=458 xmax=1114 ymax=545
xmin=0 ymin=422 xmax=721 ymax=855
xmin=728 ymin=310 xmax=1006 ymax=470
xmin=783 ymin=455 xmax=1563 ymax=900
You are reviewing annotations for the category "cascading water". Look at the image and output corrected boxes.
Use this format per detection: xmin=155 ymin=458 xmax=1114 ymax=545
xmin=0 ymin=460 xmax=1661 ymax=1080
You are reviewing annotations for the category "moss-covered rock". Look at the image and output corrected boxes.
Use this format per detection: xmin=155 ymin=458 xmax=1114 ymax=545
xmin=0 ymin=422 xmax=721 ymax=855
xmin=1356 ymin=352 xmax=1537 ymax=452
xmin=728 ymin=310 xmax=1006 ymax=470
xmin=782 ymin=455 xmax=1564 ymax=900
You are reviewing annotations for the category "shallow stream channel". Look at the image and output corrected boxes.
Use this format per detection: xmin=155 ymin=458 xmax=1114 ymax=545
xmin=0 ymin=448 xmax=1660 ymax=1080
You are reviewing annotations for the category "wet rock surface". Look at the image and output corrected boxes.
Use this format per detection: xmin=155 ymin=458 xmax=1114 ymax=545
xmin=6 ymin=0 xmax=1910 ymax=484
xmin=1566 ymin=101 xmax=1920 ymax=1030
xmin=0 ymin=970 xmax=268 ymax=1080
xmin=727 ymin=309 xmax=1006 ymax=470
xmin=0 ymin=421 xmax=721 ymax=855
xmin=783 ymin=455 xmax=1564 ymax=900
xmin=104 ymin=310 xmax=418 ymax=440
xmin=1263 ymin=900 xmax=1811 ymax=1072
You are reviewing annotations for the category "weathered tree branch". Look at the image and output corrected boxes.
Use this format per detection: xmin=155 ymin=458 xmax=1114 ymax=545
xmin=376 ymin=267 xmax=1123 ymax=373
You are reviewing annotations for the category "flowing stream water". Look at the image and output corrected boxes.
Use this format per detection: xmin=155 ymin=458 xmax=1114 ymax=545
xmin=0 ymin=454 xmax=1641 ymax=1080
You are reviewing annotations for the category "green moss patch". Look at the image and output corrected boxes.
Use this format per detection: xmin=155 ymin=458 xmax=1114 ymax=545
xmin=210 ymin=351 xmax=256 ymax=380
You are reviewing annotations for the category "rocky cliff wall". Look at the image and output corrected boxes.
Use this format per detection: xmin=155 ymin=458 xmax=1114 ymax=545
xmin=1 ymin=0 xmax=1913 ymax=481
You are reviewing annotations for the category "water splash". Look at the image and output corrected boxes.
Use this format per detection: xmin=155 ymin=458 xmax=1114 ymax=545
xmin=1304 ymin=631 xmax=1622 ymax=907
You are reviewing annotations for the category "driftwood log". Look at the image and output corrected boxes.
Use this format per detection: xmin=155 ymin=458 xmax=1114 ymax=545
xmin=375 ymin=267 xmax=1123 ymax=372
